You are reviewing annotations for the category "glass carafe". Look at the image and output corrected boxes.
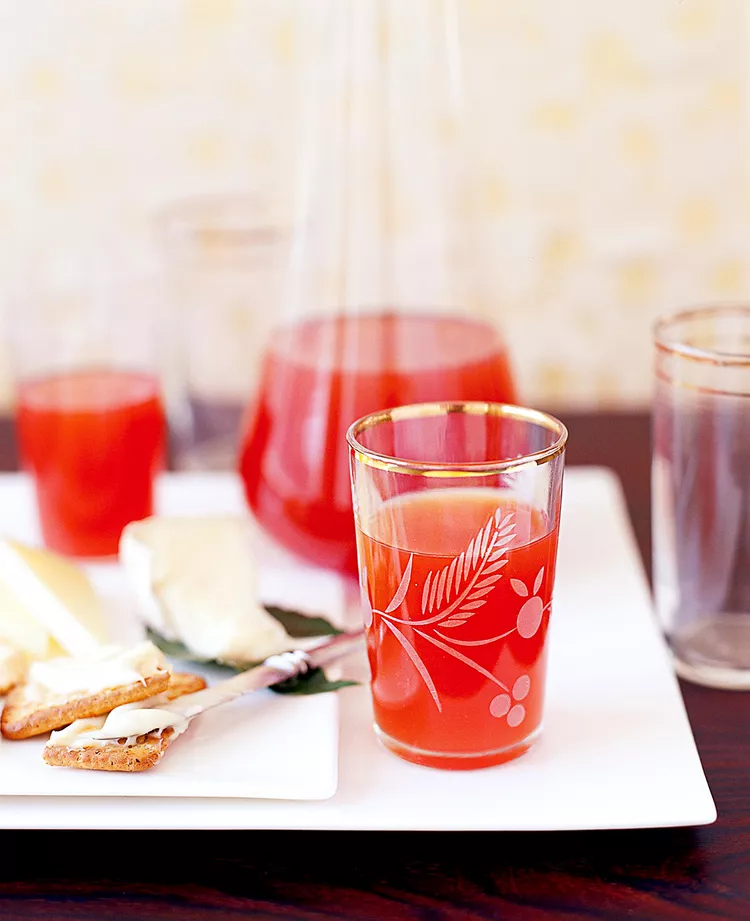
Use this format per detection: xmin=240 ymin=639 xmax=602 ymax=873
xmin=238 ymin=0 xmax=518 ymax=577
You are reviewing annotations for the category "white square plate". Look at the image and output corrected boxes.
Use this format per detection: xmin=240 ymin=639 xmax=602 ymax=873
xmin=0 ymin=473 xmax=345 ymax=802
xmin=0 ymin=467 xmax=716 ymax=830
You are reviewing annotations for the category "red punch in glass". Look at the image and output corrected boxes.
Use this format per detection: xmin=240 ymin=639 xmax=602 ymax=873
xmin=10 ymin=255 xmax=166 ymax=558
xmin=348 ymin=401 xmax=567 ymax=770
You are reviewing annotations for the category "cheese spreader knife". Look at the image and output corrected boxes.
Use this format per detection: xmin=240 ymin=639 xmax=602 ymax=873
xmin=90 ymin=629 xmax=366 ymax=741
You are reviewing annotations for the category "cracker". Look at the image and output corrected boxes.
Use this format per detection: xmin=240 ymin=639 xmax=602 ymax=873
xmin=42 ymin=672 xmax=207 ymax=773
xmin=43 ymin=726 xmax=178 ymax=772
xmin=1 ymin=670 xmax=171 ymax=741
xmin=161 ymin=672 xmax=206 ymax=700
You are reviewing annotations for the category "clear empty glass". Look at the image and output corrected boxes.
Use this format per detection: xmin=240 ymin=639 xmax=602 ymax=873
xmin=156 ymin=194 xmax=288 ymax=470
xmin=652 ymin=305 xmax=750 ymax=688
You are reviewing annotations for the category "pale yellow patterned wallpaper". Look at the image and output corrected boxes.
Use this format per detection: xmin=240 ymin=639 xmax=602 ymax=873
xmin=0 ymin=0 xmax=747 ymax=410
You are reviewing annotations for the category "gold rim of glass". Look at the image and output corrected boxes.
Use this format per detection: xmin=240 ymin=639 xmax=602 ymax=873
xmin=653 ymin=304 xmax=750 ymax=366
xmin=347 ymin=401 xmax=568 ymax=476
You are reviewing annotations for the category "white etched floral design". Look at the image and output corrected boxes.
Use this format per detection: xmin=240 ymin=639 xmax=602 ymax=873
xmin=368 ymin=508 xmax=554 ymax=716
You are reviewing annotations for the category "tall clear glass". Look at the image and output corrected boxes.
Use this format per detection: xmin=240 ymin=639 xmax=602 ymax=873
xmin=652 ymin=305 xmax=750 ymax=688
xmin=238 ymin=0 xmax=518 ymax=578
xmin=348 ymin=401 xmax=567 ymax=769
xmin=156 ymin=194 xmax=288 ymax=471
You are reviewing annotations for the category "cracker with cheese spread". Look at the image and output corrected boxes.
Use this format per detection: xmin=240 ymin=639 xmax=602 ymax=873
xmin=0 ymin=640 xmax=171 ymax=740
xmin=42 ymin=671 xmax=206 ymax=773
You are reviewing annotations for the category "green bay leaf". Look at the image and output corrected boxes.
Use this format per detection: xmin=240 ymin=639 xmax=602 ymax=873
xmin=270 ymin=668 xmax=358 ymax=695
xmin=264 ymin=606 xmax=343 ymax=638
xmin=145 ymin=600 xmax=358 ymax=696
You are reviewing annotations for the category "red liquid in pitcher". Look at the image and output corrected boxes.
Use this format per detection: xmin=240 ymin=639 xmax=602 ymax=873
xmin=358 ymin=488 xmax=559 ymax=769
xmin=16 ymin=369 xmax=166 ymax=557
xmin=238 ymin=312 xmax=517 ymax=574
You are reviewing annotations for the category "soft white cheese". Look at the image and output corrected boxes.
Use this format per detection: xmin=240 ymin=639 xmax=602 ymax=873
xmin=0 ymin=643 xmax=27 ymax=692
xmin=49 ymin=691 xmax=187 ymax=748
xmin=48 ymin=716 xmax=110 ymax=749
xmin=26 ymin=640 xmax=168 ymax=699
xmin=119 ymin=516 xmax=294 ymax=663
xmin=0 ymin=538 xmax=109 ymax=659
xmin=91 ymin=700 xmax=187 ymax=741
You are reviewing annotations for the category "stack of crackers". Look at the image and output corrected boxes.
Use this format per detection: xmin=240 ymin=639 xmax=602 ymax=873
xmin=0 ymin=641 xmax=205 ymax=773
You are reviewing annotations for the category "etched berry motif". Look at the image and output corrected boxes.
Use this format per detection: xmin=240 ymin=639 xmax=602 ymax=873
xmin=511 ymin=566 xmax=546 ymax=638
xmin=368 ymin=509 xmax=553 ymax=717
xmin=489 ymin=674 xmax=531 ymax=725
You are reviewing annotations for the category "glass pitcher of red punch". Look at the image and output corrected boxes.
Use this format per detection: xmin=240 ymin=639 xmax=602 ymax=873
xmin=238 ymin=0 xmax=517 ymax=577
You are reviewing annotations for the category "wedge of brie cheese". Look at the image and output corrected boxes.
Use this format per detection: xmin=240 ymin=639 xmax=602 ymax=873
xmin=119 ymin=516 xmax=296 ymax=663
xmin=0 ymin=538 xmax=109 ymax=660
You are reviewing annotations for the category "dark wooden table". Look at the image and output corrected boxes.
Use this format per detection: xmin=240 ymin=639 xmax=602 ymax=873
xmin=0 ymin=411 xmax=748 ymax=921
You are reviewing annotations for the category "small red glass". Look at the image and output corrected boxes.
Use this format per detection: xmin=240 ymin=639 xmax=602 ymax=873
xmin=10 ymin=261 xmax=166 ymax=557
xmin=347 ymin=401 xmax=567 ymax=770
